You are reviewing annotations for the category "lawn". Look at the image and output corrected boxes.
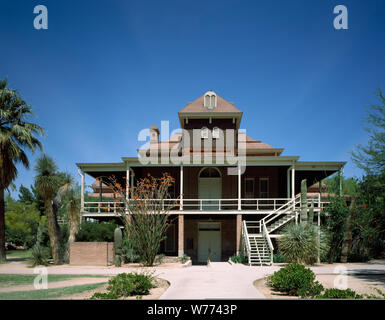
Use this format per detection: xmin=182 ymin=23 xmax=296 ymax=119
xmin=0 ymin=274 xmax=107 ymax=288
xmin=6 ymin=250 xmax=32 ymax=259
xmin=0 ymin=282 xmax=107 ymax=299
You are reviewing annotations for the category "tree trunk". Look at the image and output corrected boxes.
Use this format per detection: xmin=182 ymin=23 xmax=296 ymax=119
xmin=45 ymin=198 xmax=62 ymax=264
xmin=340 ymin=198 xmax=356 ymax=263
xmin=0 ymin=188 xmax=6 ymax=262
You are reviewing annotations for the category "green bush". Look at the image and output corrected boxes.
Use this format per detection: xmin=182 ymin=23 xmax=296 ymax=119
xmin=75 ymin=221 xmax=118 ymax=242
xmin=316 ymin=288 xmax=362 ymax=299
xmin=273 ymin=253 xmax=286 ymax=263
xmin=180 ymin=254 xmax=189 ymax=264
xmin=29 ymin=245 xmax=51 ymax=267
xmin=91 ymin=272 xmax=155 ymax=299
xmin=230 ymin=254 xmax=248 ymax=264
xmin=267 ymin=264 xmax=324 ymax=297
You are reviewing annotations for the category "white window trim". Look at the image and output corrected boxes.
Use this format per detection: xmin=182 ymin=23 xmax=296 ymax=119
xmin=201 ymin=126 xmax=209 ymax=139
xmin=212 ymin=127 xmax=220 ymax=139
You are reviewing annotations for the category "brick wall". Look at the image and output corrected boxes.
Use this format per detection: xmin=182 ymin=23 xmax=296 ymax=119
xmin=69 ymin=242 xmax=114 ymax=266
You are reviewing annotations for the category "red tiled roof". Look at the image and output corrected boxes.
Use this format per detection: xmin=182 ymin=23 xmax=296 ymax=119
xmin=178 ymin=94 xmax=242 ymax=114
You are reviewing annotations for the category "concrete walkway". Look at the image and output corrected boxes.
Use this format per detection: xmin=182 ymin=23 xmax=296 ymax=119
xmin=1 ymin=260 xmax=385 ymax=299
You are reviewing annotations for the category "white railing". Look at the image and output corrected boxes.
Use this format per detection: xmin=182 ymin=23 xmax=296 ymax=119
xmin=262 ymin=220 xmax=274 ymax=265
xmin=83 ymin=198 xmax=292 ymax=213
xmin=242 ymin=220 xmax=251 ymax=266
xmin=260 ymin=195 xmax=301 ymax=232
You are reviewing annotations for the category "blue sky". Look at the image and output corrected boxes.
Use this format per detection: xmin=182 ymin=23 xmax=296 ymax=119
xmin=1 ymin=0 xmax=384 ymax=197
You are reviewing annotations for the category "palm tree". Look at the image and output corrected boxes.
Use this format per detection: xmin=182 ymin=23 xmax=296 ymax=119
xmin=34 ymin=155 xmax=63 ymax=264
xmin=55 ymin=173 xmax=80 ymax=261
xmin=0 ymin=78 xmax=43 ymax=262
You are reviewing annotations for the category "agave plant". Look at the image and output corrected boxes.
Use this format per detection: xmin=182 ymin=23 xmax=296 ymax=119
xmin=278 ymin=223 xmax=329 ymax=265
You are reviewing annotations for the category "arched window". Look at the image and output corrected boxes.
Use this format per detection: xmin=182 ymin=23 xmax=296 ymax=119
xmin=199 ymin=167 xmax=221 ymax=178
xmin=201 ymin=126 xmax=209 ymax=139
xmin=212 ymin=127 xmax=220 ymax=139
xmin=203 ymin=91 xmax=217 ymax=109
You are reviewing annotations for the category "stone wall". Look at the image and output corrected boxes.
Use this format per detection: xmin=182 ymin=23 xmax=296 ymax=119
xmin=69 ymin=242 xmax=114 ymax=266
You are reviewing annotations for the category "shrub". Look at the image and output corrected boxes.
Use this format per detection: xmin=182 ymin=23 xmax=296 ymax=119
xmin=29 ymin=245 xmax=50 ymax=267
xmin=267 ymin=264 xmax=324 ymax=297
xmin=230 ymin=254 xmax=248 ymax=264
xmin=180 ymin=254 xmax=189 ymax=264
xmin=316 ymin=288 xmax=362 ymax=299
xmin=278 ymin=224 xmax=328 ymax=265
xmin=273 ymin=253 xmax=286 ymax=263
xmin=75 ymin=221 xmax=118 ymax=242
xmin=91 ymin=272 xmax=155 ymax=299
xmin=347 ymin=252 xmax=370 ymax=262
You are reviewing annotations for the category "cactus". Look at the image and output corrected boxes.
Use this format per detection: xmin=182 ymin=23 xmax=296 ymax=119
xmin=308 ymin=200 xmax=314 ymax=225
xmin=114 ymin=227 xmax=123 ymax=267
xmin=300 ymin=179 xmax=308 ymax=225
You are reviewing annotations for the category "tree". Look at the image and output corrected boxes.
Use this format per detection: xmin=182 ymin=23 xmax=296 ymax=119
xmin=0 ymin=78 xmax=43 ymax=262
xmin=5 ymin=194 xmax=40 ymax=247
xmin=340 ymin=199 xmax=357 ymax=263
xmin=18 ymin=184 xmax=35 ymax=203
xmin=55 ymin=173 xmax=80 ymax=262
xmin=352 ymin=88 xmax=385 ymax=174
xmin=34 ymin=155 xmax=63 ymax=264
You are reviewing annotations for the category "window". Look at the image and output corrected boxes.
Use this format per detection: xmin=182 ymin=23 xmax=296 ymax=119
xmin=245 ymin=178 xmax=254 ymax=198
xmin=212 ymin=127 xmax=220 ymax=139
xmin=199 ymin=167 xmax=221 ymax=178
xmin=203 ymin=91 xmax=217 ymax=109
xmin=201 ymin=126 xmax=209 ymax=139
xmin=259 ymin=178 xmax=269 ymax=198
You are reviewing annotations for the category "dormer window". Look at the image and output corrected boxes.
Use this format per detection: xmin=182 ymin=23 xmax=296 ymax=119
xmin=201 ymin=127 xmax=209 ymax=139
xmin=204 ymin=91 xmax=217 ymax=109
xmin=212 ymin=127 xmax=220 ymax=139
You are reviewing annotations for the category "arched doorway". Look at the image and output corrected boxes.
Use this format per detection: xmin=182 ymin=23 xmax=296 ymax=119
xmin=198 ymin=167 xmax=222 ymax=211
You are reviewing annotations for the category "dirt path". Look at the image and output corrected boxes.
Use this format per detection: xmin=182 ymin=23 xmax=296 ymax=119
xmin=0 ymin=277 xmax=110 ymax=293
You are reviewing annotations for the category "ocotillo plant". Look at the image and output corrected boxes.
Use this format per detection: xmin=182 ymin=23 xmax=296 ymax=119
xmin=114 ymin=227 xmax=123 ymax=267
xmin=300 ymin=179 xmax=308 ymax=225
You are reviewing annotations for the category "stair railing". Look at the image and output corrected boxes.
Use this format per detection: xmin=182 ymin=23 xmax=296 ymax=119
xmin=260 ymin=195 xmax=301 ymax=232
xmin=262 ymin=220 xmax=274 ymax=265
xmin=242 ymin=220 xmax=251 ymax=266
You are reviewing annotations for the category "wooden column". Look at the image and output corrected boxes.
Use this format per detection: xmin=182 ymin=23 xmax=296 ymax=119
xmin=178 ymin=214 xmax=184 ymax=257
xmin=126 ymin=166 xmax=130 ymax=200
xmin=236 ymin=214 xmax=242 ymax=255
xmin=180 ymin=165 xmax=183 ymax=210
xmin=237 ymin=164 xmax=241 ymax=210
xmin=287 ymin=167 xmax=291 ymax=198
xmin=78 ymin=169 xmax=84 ymax=214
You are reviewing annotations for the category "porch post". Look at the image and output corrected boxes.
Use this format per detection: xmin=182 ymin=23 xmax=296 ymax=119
xmin=178 ymin=214 xmax=184 ymax=257
xmin=238 ymin=163 xmax=241 ymax=210
xmin=291 ymin=162 xmax=296 ymax=223
xmin=126 ymin=166 xmax=130 ymax=200
xmin=78 ymin=169 xmax=84 ymax=213
xmin=180 ymin=165 xmax=183 ymax=210
xmin=236 ymin=214 xmax=242 ymax=255
xmin=287 ymin=167 xmax=291 ymax=198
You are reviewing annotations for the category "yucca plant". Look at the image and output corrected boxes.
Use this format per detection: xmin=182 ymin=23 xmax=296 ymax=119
xmin=278 ymin=223 xmax=328 ymax=265
xmin=29 ymin=245 xmax=50 ymax=267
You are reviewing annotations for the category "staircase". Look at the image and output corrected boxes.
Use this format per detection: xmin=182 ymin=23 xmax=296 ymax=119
xmin=242 ymin=196 xmax=301 ymax=266
xmin=248 ymin=235 xmax=272 ymax=266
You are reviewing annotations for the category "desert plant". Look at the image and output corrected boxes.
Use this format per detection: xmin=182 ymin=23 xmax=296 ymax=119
xmin=114 ymin=227 xmax=123 ymax=267
xmin=105 ymin=173 xmax=176 ymax=266
xmin=121 ymin=233 xmax=140 ymax=263
xmin=267 ymin=264 xmax=323 ymax=297
xmin=300 ymin=179 xmax=308 ymax=225
xmin=278 ymin=223 xmax=328 ymax=265
xmin=29 ymin=245 xmax=50 ymax=267
xmin=230 ymin=254 xmax=247 ymax=264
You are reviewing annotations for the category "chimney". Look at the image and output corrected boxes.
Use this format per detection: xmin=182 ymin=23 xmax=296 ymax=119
xmin=149 ymin=125 xmax=160 ymax=144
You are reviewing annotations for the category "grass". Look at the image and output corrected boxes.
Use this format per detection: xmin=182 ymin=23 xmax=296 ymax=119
xmin=6 ymin=250 xmax=32 ymax=259
xmin=0 ymin=282 xmax=107 ymax=299
xmin=0 ymin=274 xmax=109 ymax=288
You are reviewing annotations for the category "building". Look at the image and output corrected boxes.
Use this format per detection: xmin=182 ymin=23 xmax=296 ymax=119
xmin=76 ymin=91 xmax=345 ymax=265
